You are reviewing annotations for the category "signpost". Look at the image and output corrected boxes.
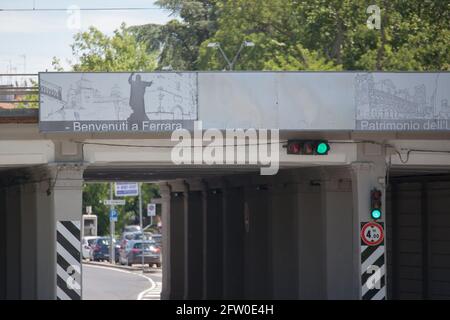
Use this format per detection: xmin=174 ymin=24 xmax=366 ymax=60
xmin=360 ymin=221 xmax=385 ymax=300
xmin=103 ymin=199 xmax=125 ymax=206
xmin=105 ymin=185 xmax=126 ymax=264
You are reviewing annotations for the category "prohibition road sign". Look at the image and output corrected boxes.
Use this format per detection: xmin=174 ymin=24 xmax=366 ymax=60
xmin=361 ymin=222 xmax=384 ymax=246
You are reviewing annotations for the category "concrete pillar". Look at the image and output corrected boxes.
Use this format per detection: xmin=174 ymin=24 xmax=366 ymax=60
xmin=160 ymin=183 xmax=171 ymax=300
xmin=203 ymin=184 xmax=223 ymax=299
xmin=297 ymin=178 xmax=325 ymax=299
xmin=351 ymin=159 xmax=387 ymax=300
xmin=20 ymin=182 xmax=38 ymax=299
xmin=0 ymin=188 xmax=5 ymax=299
xmin=321 ymin=168 xmax=354 ymax=299
xmin=168 ymin=181 xmax=185 ymax=299
xmin=270 ymin=182 xmax=299 ymax=299
xmin=244 ymin=184 xmax=272 ymax=299
xmin=184 ymin=181 xmax=203 ymax=299
xmin=222 ymin=186 xmax=245 ymax=299
xmin=5 ymin=185 xmax=21 ymax=299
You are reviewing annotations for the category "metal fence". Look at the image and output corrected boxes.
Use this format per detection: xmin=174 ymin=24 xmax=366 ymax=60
xmin=0 ymin=74 xmax=39 ymax=108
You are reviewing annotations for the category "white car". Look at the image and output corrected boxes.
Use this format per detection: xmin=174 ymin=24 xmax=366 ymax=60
xmin=82 ymin=236 xmax=99 ymax=260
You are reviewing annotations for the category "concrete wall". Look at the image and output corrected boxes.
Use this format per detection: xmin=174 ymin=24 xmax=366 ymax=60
xmin=0 ymin=165 xmax=83 ymax=300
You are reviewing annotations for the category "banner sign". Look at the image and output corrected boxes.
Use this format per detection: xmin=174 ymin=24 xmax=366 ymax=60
xmin=39 ymin=72 xmax=198 ymax=132
xmin=355 ymin=73 xmax=450 ymax=131
xmin=39 ymin=72 xmax=449 ymax=132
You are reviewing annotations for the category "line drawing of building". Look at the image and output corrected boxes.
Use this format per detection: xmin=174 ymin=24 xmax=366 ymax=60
xmin=355 ymin=73 xmax=449 ymax=121
xmin=40 ymin=73 xmax=197 ymax=122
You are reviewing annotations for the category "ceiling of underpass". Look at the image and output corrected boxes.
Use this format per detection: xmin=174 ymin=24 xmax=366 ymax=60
xmin=83 ymin=165 xmax=261 ymax=182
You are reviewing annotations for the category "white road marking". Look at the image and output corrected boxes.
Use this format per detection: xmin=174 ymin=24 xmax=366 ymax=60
xmin=83 ymin=264 xmax=158 ymax=300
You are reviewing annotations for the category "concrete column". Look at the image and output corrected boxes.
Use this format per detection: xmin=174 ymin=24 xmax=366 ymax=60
xmin=0 ymin=188 xmax=5 ymax=299
xmin=270 ymin=182 xmax=299 ymax=299
xmin=20 ymin=182 xmax=38 ymax=299
xmin=5 ymin=185 xmax=21 ymax=299
xmin=321 ymin=168 xmax=354 ymax=299
xmin=297 ymin=177 xmax=325 ymax=299
xmin=160 ymin=183 xmax=171 ymax=300
xmin=50 ymin=164 xmax=84 ymax=299
xmin=203 ymin=183 xmax=223 ymax=299
xmin=351 ymin=159 xmax=387 ymax=300
xmin=168 ymin=181 xmax=185 ymax=299
xmin=221 ymin=185 xmax=245 ymax=299
xmin=244 ymin=184 xmax=271 ymax=299
xmin=184 ymin=180 xmax=203 ymax=299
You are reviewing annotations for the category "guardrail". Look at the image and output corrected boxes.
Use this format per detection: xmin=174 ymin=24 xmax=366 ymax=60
xmin=0 ymin=74 xmax=39 ymax=107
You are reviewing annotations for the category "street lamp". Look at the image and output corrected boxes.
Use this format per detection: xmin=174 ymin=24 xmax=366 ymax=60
xmin=207 ymin=40 xmax=255 ymax=70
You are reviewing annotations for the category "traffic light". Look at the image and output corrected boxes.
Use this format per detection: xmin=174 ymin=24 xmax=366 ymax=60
xmin=286 ymin=140 xmax=330 ymax=155
xmin=370 ymin=188 xmax=382 ymax=220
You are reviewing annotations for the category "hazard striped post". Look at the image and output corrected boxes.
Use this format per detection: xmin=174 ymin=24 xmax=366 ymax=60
xmin=56 ymin=220 xmax=82 ymax=300
xmin=360 ymin=221 xmax=386 ymax=300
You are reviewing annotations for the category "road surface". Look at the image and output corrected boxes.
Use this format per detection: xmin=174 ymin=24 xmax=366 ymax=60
xmin=82 ymin=264 xmax=162 ymax=300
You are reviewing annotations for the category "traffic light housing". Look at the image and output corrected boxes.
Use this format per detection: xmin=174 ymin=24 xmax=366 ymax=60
xmin=370 ymin=188 xmax=382 ymax=220
xmin=286 ymin=140 xmax=330 ymax=155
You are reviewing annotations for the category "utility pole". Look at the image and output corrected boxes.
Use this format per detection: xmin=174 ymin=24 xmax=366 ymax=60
xmin=109 ymin=182 xmax=115 ymax=264
xmin=138 ymin=182 xmax=145 ymax=271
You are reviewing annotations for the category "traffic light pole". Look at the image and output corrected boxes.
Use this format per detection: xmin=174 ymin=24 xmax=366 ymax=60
xmin=109 ymin=182 xmax=115 ymax=264
xmin=139 ymin=182 xmax=144 ymax=271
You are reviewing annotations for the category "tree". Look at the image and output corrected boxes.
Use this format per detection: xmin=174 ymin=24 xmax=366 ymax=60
xmin=130 ymin=0 xmax=219 ymax=70
xmin=198 ymin=0 xmax=449 ymax=71
xmin=131 ymin=0 xmax=448 ymax=71
xmin=52 ymin=23 xmax=157 ymax=72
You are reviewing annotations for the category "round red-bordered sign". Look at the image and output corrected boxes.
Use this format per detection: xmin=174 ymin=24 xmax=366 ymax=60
xmin=361 ymin=222 xmax=384 ymax=246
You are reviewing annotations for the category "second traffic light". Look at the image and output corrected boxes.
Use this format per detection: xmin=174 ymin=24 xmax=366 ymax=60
xmin=370 ymin=188 xmax=382 ymax=220
xmin=286 ymin=140 xmax=330 ymax=155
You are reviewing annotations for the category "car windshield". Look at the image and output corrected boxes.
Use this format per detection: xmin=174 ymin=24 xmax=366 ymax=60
xmin=133 ymin=242 xmax=156 ymax=250
xmin=98 ymin=238 xmax=115 ymax=245
xmin=87 ymin=239 xmax=97 ymax=245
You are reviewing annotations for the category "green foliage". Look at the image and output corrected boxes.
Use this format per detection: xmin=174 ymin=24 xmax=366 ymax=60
xmin=132 ymin=0 xmax=449 ymax=71
xmin=131 ymin=0 xmax=219 ymax=70
xmin=53 ymin=23 xmax=157 ymax=72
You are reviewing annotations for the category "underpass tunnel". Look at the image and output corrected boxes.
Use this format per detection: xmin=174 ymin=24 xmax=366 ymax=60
xmin=2 ymin=148 xmax=450 ymax=300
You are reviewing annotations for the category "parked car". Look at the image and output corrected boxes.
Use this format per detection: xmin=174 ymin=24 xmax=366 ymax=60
xmin=149 ymin=234 xmax=162 ymax=250
xmin=82 ymin=236 xmax=99 ymax=260
xmin=90 ymin=237 xmax=120 ymax=262
xmin=118 ymin=231 xmax=153 ymax=257
xmin=119 ymin=240 xmax=161 ymax=267
xmin=123 ymin=225 xmax=141 ymax=233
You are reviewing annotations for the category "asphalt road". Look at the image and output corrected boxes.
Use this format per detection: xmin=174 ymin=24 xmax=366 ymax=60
xmin=82 ymin=264 xmax=161 ymax=300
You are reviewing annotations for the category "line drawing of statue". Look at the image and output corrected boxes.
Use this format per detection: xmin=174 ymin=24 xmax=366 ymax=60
xmin=128 ymin=73 xmax=152 ymax=122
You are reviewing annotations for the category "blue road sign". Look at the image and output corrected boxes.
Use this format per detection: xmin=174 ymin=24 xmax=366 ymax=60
xmin=109 ymin=209 xmax=118 ymax=222
xmin=115 ymin=182 xmax=139 ymax=197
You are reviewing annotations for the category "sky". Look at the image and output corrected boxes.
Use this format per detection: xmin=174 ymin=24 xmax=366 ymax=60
xmin=0 ymin=0 xmax=173 ymax=74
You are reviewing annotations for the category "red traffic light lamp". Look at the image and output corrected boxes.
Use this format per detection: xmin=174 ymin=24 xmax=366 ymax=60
xmin=286 ymin=140 xmax=330 ymax=155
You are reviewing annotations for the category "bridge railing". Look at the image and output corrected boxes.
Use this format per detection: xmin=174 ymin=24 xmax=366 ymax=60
xmin=0 ymin=73 xmax=39 ymax=109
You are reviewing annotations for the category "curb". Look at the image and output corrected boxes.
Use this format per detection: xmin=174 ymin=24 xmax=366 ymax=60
xmin=83 ymin=260 xmax=141 ymax=271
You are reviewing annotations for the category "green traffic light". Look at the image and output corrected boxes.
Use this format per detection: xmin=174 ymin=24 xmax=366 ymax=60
xmin=316 ymin=142 xmax=329 ymax=155
xmin=371 ymin=209 xmax=382 ymax=220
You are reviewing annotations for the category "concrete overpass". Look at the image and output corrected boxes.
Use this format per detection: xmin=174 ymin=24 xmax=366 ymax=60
xmin=1 ymin=71 xmax=450 ymax=300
